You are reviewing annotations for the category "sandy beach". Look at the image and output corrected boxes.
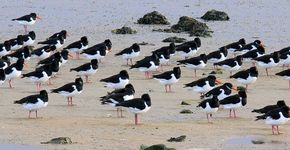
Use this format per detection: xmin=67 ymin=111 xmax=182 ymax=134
xmin=0 ymin=0 xmax=290 ymax=149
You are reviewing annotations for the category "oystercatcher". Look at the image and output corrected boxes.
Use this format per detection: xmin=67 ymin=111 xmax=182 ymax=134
xmin=12 ymin=13 xmax=41 ymax=33
xmin=8 ymin=35 xmax=24 ymax=51
xmin=81 ymin=39 xmax=112 ymax=62
xmin=31 ymin=45 xmax=55 ymax=60
xmin=275 ymin=69 xmax=290 ymax=88
xmin=252 ymin=100 xmax=287 ymax=114
xmin=177 ymin=54 xmax=207 ymax=77
xmin=64 ymin=36 xmax=88 ymax=59
xmin=51 ymin=78 xmax=83 ymax=106
xmin=115 ymin=43 xmax=140 ymax=65
xmin=242 ymin=45 xmax=265 ymax=66
xmin=104 ymin=83 xmax=135 ymax=97
xmin=47 ymin=30 xmax=68 ymax=41
xmin=219 ymin=90 xmax=247 ymax=118
xmin=4 ymin=59 xmax=24 ymax=88
xmin=100 ymin=70 xmax=129 ymax=89
xmin=6 ymin=46 xmax=31 ymax=61
xmin=23 ymin=31 xmax=36 ymax=46
xmin=153 ymin=67 xmax=181 ymax=92
xmin=223 ymin=38 xmax=246 ymax=54
xmin=0 ymin=41 xmax=11 ymax=57
xmin=175 ymin=41 xmax=198 ymax=59
xmin=279 ymin=51 xmax=290 ymax=69
xmin=37 ymin=51 xmax=61 ymax=67
xmin=130 ymin=53 xmax=159 ymax=79
xmin=153 ymin=42 xmax=176 ymax=56
xmin=234 ymin=40 xmax=262 ymax=55
xmin=35 ymin=59 xmax=60 ymax=85
xmin=214 ymin=55 xmax=243 ymax=75
xmin=254 ymin=51 xmax=280 ymax=76
xmin=38 ymin=36 xmax=64 ymax=49
xmin=230 ymin=66 xmax=258 ymax=90
xmin=0 ymin=56 xmax=10 ymax=69
xmin=115 ymin=93 xmax=151 ymax=125
xmin=70 ymin=59 xmax=98 ymax=83
xmin=202 ymin=82 xmax=237 ymax=100
xmin=197 ymin=96 xmax=220 ymax=123
xmin=207 ymin=47 xmax=228 ymax=68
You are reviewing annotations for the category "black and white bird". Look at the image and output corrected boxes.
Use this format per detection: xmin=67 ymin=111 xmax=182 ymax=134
xmin=223 ymin=38 xmax=246 ymax=54
xmin=4 ymin=59 xmax=24 ymax=88
xmin=275 ymin=69 xmax=290 ymax=89
xmin=59 ymin=50 xmax=70 ymax=66
xmin=234 ymin=40 xmax=262 ymax=55
xmin=81 ymin=39 xmax=112 ymax=62
xmin=230 ymin=66 xmax=259 ymax=90
xmin=177 ymin=54 xmax=207 ymax=77
xmin=51 ymin=78 xmax=83 ymax=106
xmin=12 ymin=13 xmax=41 ymax=33
xmin=184 ymin=75 xmax=222 ymax=96
xmin=153 ymin=42 xmax=176 ymax=56
xmin=115 ymin=43 xmax=140 ymax=65
xmin=242 ymin=45 xmax=265 ymax=65
xmin=0 ymin=69 xmax=5 ymax=85
xmin=22 ymin=64 xmax=52 ymax=92
xmin=70 ymin=59 xmax=98 ymax=83
xmin=197 ymin=96 xmax=220 ymax=123
xmin=100 ymin=70 xmax=129 ymax=89
xmin=214 ymin=55 xmax=243 ymax=75
xmin=14 ymin=90 xmax=48 ymax=118
xmin=6 ymin=46 xmax=31 ymax=61
xmin=64 ymin=36 xmax=88 ymax=59
xmin=175 ymin=41 xmax=198 ymax=59
xmin=155 ymin=48 xmax=170 ymax=71
xmin=279 ymin=51 xmax=290 ymax=69
xmin=115 ymin=93 xmax=151 ymax=125
xmin=0 ymin=56 xmax=10 ymax=69
xmin=35 ymin=59 xmax=60 ymax=85
xmin=153 ymin=67 xmax=181 ymax=92
xmin=37 ymin=51 xmax=61 ymax=67
xmin=255 ymin=106 xmax=290 ymax=134
xmin=47 ymin=30 xmax=68 ymax=41
xmin=38 ymin=36 xmax=64 ymax=49
xmin=183 ymin=37 xmax=201 ymax=51
xmin=8 ymin=35 xmax=24 ymax=51
xmin=23 ymin=31 xmax=36 ymax=46
xmin=207 ymin=47 xmax=228 ymax=66
xmin=130 ymin=53 xmax=160 ymax=79
xmin=277 ymin=46 xmax=290 ymax=55
xmin=254 ymin=51 xmax=280 ymax=76
xmin=219 ymin=90 xmax=247 ymax=118
xmin=0 ymin=41 xmax=11 ymax=57
xmin=252 ymin=100 xmax=287 ymax=114
xmin=202 ymin=82 xmax=237 ymax=100
xmin=100 ymin=84 xmax=135 ymax=117
xmin=31 ymin=45 xmax=55 ymax=60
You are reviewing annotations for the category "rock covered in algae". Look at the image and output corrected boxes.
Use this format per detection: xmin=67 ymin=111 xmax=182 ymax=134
xmin=112 ymin=26 xmax=137 ymax=34
xmin=137 ymin=11 xmax=170 ymax=25
xmin=41 ymin=137 xmax=73 ymax=144
xmin=201 ymin=9 xmax=230 ymax=21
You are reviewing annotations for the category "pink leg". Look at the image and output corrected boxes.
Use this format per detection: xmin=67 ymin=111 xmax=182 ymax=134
xmin=70 ymin=97 xmax=73 ymax=106
xmin=9 ymin=80 xmax=12 ymax=88
xmin=246 ymin=84 xmax=248 ymax=91
xmin=67 ymin=97 xmax=70 ymax=106
xmin=272 ymin=125 xmax=275 ymax=135
xmin=120 ymin=108 xmax=123 ymax=118
xmin=229 ymin=109 xmax=232 ymax=118
xmin=194 ymin=69 xmax=197 ymax=77
xmin=206 ymin=114 xmax=209 ymax=123
xmin=85 ymin=75 xmax=90 ymax=83
xmin=130 ymin=59 xmax=133 ymax=66
xmin=76 ymin=52 xmax=80 ymax=59
xmin=35 ymin=110 xmax=38 ymax=118
xmin=277 ymin=126 xmax=280 ymax=134
xmin=233 ymin=109 xmax=236 ymax=118
xmin=165 ymin=85 xmax=168 ymax=92
xmin=135 ymin=114 xmax=138 ymax=125
xmin=126 ymin=59 xmax=129 ymax=66
xmin=24 ymin=25 xmax=28 ymax=34
xmin=169 ymin=85 xmax=172 ymax=92
xmin=266 ymin=68 xmax=269 ymax=76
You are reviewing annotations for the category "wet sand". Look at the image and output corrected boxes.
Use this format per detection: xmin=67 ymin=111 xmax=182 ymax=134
xmin=0 ymin=0 xmax=290 ymax=150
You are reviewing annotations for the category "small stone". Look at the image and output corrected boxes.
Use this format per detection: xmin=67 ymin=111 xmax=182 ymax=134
xmin=167 ymin=135 xmax=186 ymax=142
xmin=180 ymin=109 xmax=193 ymax=114
xmin=140 ymin=144 xmax=176 ymax=150
xmin=112 ymin=26 xmax=137 ymax=34
xmin=162 ymin=36 xmax=186 ymax=43
xmin=201 ymin=9 xmax=230 ymax=21
xmin=41 ymin=137 xmax=73 ymax=144
xmin=252 ymin=140 xmax=265 ymax=144
xmin=181 ymin=101 xmax=190 ymax=105
xmin=137 ymin=11 xmax=170 ymax=25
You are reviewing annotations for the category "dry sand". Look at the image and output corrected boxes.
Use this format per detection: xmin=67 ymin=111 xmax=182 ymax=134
xmin=0 ymin=0 xmax=290 ymax=150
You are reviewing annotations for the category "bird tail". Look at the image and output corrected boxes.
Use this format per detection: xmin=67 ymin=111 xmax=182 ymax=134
xmin=14 ymin=100 xmax=21 ymax=104
xmin=70 ymin=68 xmax=75 ymax=72
xmin=255 ymin=115 xmax=266 ymax=121
xmin=252 ymin=109 xmax=260 ymax=113
xmin=12 ymin=19 xmax=16 ymax=21
xmin=51 ymin=89 xmax=58 ymax=93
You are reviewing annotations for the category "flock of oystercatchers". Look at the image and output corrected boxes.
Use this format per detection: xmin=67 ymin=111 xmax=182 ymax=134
xmin=1 ymin=13 xmax=289 ymax=134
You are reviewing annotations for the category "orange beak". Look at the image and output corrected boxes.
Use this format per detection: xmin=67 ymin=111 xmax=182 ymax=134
xmin=68 ymin=53 xmax=73 ymax=58
xmin=36 ymin=16 xmax=42 ymax=20
xmin=288 ymin=110 xmax=290 ymax=115
xmin=66 ymin=32 xmax=70 ymax=37
xmin=231 ymin=86 xmax=238 ymax=91
xmin=107 ymin=48 xmax=112 ymax=52
xmin=215 ymin=79 xmax=222 ymax=84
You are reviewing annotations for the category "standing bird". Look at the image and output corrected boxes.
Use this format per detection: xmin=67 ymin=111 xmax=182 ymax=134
xmin=4 ymin=59 xmax=24 ymax=88
xmin=0 ymin=56 xmax=11 ymax=69
xmin=177 ymin=54 xmax=207 ymax=77
xmin=275 ymin=69 xmax=290 ymax=88
xmin=153 ymin=42 xmax=176 ymax=56
xmin=252 ymin=100 xmax=287 ymax=114
xmin=0 ymin=69 xmax=5 ymax=85
xmin=230 ymin=66 xmax=258 ymax=90
xmin=130 ymin=53 xmax=160 ymax=79
xmin=115 ymin=94 xmax=151 ymax=125
xmin=255 ymin=106 xmax=290 ymax=134
xmin=51 ymin=78 xmax=83 ymax=106
xmin=47 ymin=30 xmax=68 ymax=41
xmin=234 ymin=40 xmax=263 ymax=55
xmin=8 ymin=35 xmax=24 ymax=51
xmin=64 ymin=36 xmax=88 ymax=59
xmin=153 ymin=67 xmax=181 ymax=92
xmin=279 ymin=51 xmax=290 ymax=69
xmin=155 ymin=49 xmax=170 ymax=71
xmin=197 ymin=96 xmax=220 ymax=123
xmin=31 ymin=45 xmax=56 ymax=60
xmin=223 ymin=38 xmax=246 ymax=54
xmin=115 ymin=43 xmax=140 ymax=65
xmin=22 ymin=65 xmax=52 ymax=92
xmin=81 ymin=39 xmax=112 ymax=63
xmin=202 ymin=82 xmax=237 ymax=100
xmin=37 ymin=51 xmax=61 ymax=67
xmin=14 ymin=90 xmax=48 ymax=118
xmin=59 ymin=50 xmax=70 ymax=66
xmin=12 ymin=13 xmax=41 ymax=33
xmin=175 ymin=42 xmax=198 ymax=59
xmin=214 ymin=55 xmax=243 ymax=75
xmin=254 ymin=51 xmax=280 ymax=76
xmin=219 ymin=90 xmax=247 ymax=118
xmin=184 ymin=75 xmax=222 ymax=96
xmin=38 ymin=36 xmax=64 ymax=49
xmin=207 ymin=47 xmax=228 ymax=68
xmin=100 ymin=70 xmax=129 ymax=89
xmin=22 ymin=31 xmax=36 ymax=46
xmin=0 ymin=41 xmax=11 ymax=57
xmin=70 ymin=59 xmax=98 ymax=83
xmin=242 ymin=45 xmax=265 ymax=66
xmin=6 ymin=46 xmax=31 ymax=61
xmin=35 ymin=59 xmax=60 ymax=85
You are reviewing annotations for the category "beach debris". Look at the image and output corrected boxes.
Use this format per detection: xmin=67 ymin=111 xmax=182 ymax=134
xmin=140 ymin=144 xmax=176 ymax=150
xmin=137 ymin=11 xmax=170 ymax=25
xmin=137 ymin=42 xmax=155 ymax=46
xmin=167 ymin=135 xmax=186 ymax=142
xmin=162 ymin=36 xmax=186 ymax=43
xmin=209 ymin=68 xmax=223 ymax=74
xmin=237 ymin=86 xmax=246 ymax=91
xmin=181 ymin=101 xmax=190 ymax=105
xmin=251 ymin=140 xmax=265 ymax=145
xmin=41 ymin=137 xmax=73 ymax=144
xmin=180 ymin=109 xmax=193 ymax=114
xmin=201 ymin=9 xmax=230 ymax=21
xmin=111 ymin=26 xmax=137 ymax=34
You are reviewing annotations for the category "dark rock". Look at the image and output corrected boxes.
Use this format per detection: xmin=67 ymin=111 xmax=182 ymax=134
xmin=162 ymin=36 xmax=186 ymax=43
xmin=180 ymin=109 xmax=193 ymax=114
xmin=181 ymin=101 xmax=190 ymax=105
xmin=112 ymin=26 xmax=137 ymax=34
xmin=252 ymin=140 xmax=265 ymax=145
xmin=137 ymin=11 xmax=170 ymax=25
xmin=167 ymin=135 xmax=186 ymax=142
xmin=201 ymin=9 xmax=230 ymax=21
xmin=171 ymin=16 xmax=212 ymax=37
xmin=140 ymin=144 xmax=176 ymax=150
xmin=41 ymin=137 xmax=73 ymax=144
